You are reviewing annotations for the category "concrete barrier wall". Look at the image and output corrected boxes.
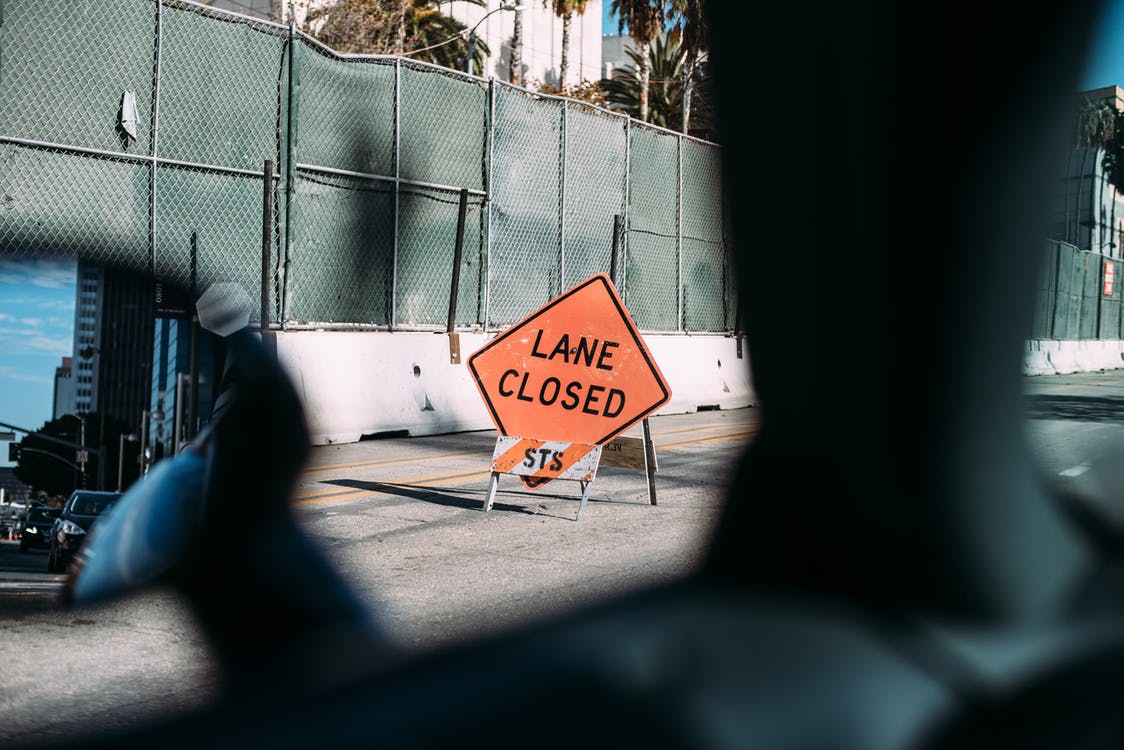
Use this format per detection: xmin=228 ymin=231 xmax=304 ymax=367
xmin=273 ymin=330 xmax=755 ymax=445
xmin=1025 ymin=339 xmax=1124 ymax=375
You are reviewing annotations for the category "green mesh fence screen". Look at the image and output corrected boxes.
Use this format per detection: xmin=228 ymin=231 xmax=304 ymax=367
xmin=158 ymin=5 xmax=284 ymax=171
xmin=562 ymin=103 xmax=626 ymax=290
xmin=626 ymin=125 xmax=680 ymax=330
xmin=0 ymin=145 xmax=151 ymax=266
xmin=285 ymin=171 xmax=394 ymax=324
xmin=0 ymin=0 xmax=733 ymax=335
xmin=399 ymin=62 xmax=487 ymax=191
xmin=153 ymin=163 xmax=266 ymax=318
xmin=295 ymin=47 xmax=395 ymax=176
xmin=395 ymin=189 xmax=485 ymax=328
xmin=488 ymin=84 xmax=563 ymax=326
xmin=0 ymin=0 xmax=156 ymax=156
xmin=681 ymin=139 xmax=726 ymax=331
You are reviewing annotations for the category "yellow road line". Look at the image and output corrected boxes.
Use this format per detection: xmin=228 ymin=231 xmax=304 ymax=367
xmin=657 ymin=428 xmax=758 ymax=451
xmin=303 ymin=449 xmax=484 ymax=476
xmin=294 ymin=467 xmax=491 ymax=506
xmin=294 ymin=423 xmax=758 ymax=508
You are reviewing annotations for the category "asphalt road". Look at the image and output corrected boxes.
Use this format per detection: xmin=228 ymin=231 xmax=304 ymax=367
xmin=0 ymin=406 xmax=756 ymax=747
xmin=8 ymin=369 xmax=1121 ymax=748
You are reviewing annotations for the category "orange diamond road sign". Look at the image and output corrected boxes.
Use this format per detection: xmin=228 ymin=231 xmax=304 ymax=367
xmin=468 ymin=273 xmax=671 ymax=450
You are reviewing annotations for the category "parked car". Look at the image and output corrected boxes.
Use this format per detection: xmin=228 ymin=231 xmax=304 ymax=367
xmin=47 ymin=491 xmax=121 ymax=573
xmin=19 ymin=505 xmax=60 ymax=552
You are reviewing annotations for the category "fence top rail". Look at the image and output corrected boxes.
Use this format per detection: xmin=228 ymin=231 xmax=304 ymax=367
xmin=156 ymin=3 xmax=721 ymax=149
xmin=296 ymin=30 xmax=490 ymax=86
xmin=493 ymin=79 xmax=720 ymax=148
xmin=162 ymin=0 xmax=289 ymax=34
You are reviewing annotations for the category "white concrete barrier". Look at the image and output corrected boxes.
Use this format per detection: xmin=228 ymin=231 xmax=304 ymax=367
xmin=273 ymin=330 xmax=756 ymax=446
xmin=1023 ymin=341 xmax=1056 ymax=376
xmin=1025 ymin=339 xmax=1124 ymax=375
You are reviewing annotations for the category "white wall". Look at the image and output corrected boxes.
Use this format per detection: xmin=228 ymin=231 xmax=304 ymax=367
xmin=441 ymin=1 xmax=604 ymax=86
xmin=273 ymin=330 xmax=755 ymax=445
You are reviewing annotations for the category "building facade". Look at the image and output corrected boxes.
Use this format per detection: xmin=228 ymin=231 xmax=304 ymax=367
xmin=68 ymin=262 xmax=155 ymax=487
xmin=52 ymin=357 xmax=74 ymax=421
xmin=440 ymin=1 xmax=603 ymax=86
xmin=1054 ymin=85 xmax=1124 ymax=255
xmin=148 ymin=318 xmax=218 ymax=464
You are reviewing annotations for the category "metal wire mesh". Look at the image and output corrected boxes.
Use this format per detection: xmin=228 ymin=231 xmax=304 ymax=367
xmin=626 ymin=125 xmax=680 ymax=330
xmin=296 ymin=47 xmax=395 ymax=176
xmin=284 ymin=170 xmax=394 ymax=324
xmin=487 ymin=84 xmax=563 ymax=327
xmin=562 ymin=104 xmax=627 ymax=290
xmin=0 ymin=145 xmax=150 ymax=267
xmin=399 ymin=63 xmax=488 ymax=192
xmin=395 ymin=188 xmax=485 ymax=327
xmin=681 ymin=139 xmax=726 ymax=331
xmin=0 ymin=0 xmax=157 ymax=157
xmin=153 ymin=163 xmax=268 ymax=320
xmin=0 ymin=0 xmax=732 ymax=335
xmin=158 ymin=4 xmax=285 ymax=171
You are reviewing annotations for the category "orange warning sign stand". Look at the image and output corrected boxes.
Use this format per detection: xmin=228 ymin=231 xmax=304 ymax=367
xmin=469 ymin=274 xmax=671 ymax=520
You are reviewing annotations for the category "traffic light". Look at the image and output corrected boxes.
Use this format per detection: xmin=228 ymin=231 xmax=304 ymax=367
xmin=8 ymin=443 xmax=21 ymax=462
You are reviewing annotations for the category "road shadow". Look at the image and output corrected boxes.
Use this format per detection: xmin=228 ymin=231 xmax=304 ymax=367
xmin=325 ymin=479 xmax=537 ymax=516
xmin=1024 ymin=394 xmax=1124 ymax=422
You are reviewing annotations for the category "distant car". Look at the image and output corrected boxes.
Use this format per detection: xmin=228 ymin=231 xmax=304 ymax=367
xmin=47 ymin=490 xmax=122 ymax=573
xmin=19 ymin=505 xmax=60 ymax=552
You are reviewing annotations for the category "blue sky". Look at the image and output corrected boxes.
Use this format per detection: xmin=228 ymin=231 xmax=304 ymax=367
xmin=1083 ymin=1 xmax=1124 ymax=89
xmin=602 ymin=3 xmax=617 ymax=34
xmin=0 ymin=258 xmax=76 ymax=467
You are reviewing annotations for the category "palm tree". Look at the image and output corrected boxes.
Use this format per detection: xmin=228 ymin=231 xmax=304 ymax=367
xmin=611 ymin=0 xmax=664 ymax=122
xmin=1072 ymin=99 xmax=1116 ymax=249
xmin=509 ymin=5 xmax=524 ymax=84
xmin=544 ymin=0 xmax=590 ymax=88
xmin=302 ymin=0 xmax=489 ymax=74
xmin=404 ymin=0 xmax=490 ymax=73
xmin=668 ymin=0 xmax=705 ymax=133
xmin=603 ymin=36 xmax=701 ymax=130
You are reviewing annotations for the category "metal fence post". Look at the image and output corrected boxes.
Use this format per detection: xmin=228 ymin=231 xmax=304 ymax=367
xmin=149 ymin=0 xmax=164 ymax=281
xmin=484 ymin=78 xmax=495 ymax=332
xmin=393 ymin=57 xmax=402 ymax=328
xmin=261 ymin=159 xmax=273 ymax=332
xmin=610 ymin=214 xmax=622 ymax=286
xmin=677 ymin=133 xmax=684 ymax=332
xmin=448 ymin=189 xmax=469 ymax=364
xmin=623 ymin=117 xmax=631 ymax=305
xmin=559 ymin=100 xmax=568 ymax=297
xmin=281 ymin=22 xmax=300 ymax=327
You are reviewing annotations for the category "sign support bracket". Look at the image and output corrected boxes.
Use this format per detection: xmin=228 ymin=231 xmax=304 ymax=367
xmin=482 ymin=471 xmax=594 ymax=522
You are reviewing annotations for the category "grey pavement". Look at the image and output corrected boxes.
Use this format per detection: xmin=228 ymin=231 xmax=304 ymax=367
xmin=0 ymin=406 xmax=755 ymax=746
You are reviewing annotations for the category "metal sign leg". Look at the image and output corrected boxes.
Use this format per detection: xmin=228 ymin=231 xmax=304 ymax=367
xmin=484 ymin=472 xmax=500 ymax=513
xmin=642 ymin=418 xmax=658 ymax=506
xmin=576 ymin=480 xmax=592 ymax=522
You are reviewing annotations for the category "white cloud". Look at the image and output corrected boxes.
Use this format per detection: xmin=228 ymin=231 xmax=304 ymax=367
xmin=0 ymin=258 xmax=76 ymax=290
xmin=19 ymin=317 xmax=43 ymax=328
xmin=0 ymin=365 xmax=51 ymax=385
xmin=25 ymin=334 xmax=72 ymax=355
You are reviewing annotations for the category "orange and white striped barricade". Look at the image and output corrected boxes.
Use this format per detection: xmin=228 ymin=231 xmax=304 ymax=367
xmin=484 ymin=437 xmax=603 ymax=521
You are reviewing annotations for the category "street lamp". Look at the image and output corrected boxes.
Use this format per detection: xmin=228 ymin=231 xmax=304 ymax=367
xmin=466 ymin=3 xmax=525 ymax=75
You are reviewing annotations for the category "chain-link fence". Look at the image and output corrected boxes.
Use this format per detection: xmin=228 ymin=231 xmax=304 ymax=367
xmin=0 ymin=0 xmax=732 ymax=334
xmin=1033 ymin=240 xmax=1124 ymax=341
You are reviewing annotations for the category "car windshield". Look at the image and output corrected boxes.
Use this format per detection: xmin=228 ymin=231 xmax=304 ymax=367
xmin=27 ymin=508 xmax=59 ymax=522
xmin=68 ymin=495 xmax=118 ymax=517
